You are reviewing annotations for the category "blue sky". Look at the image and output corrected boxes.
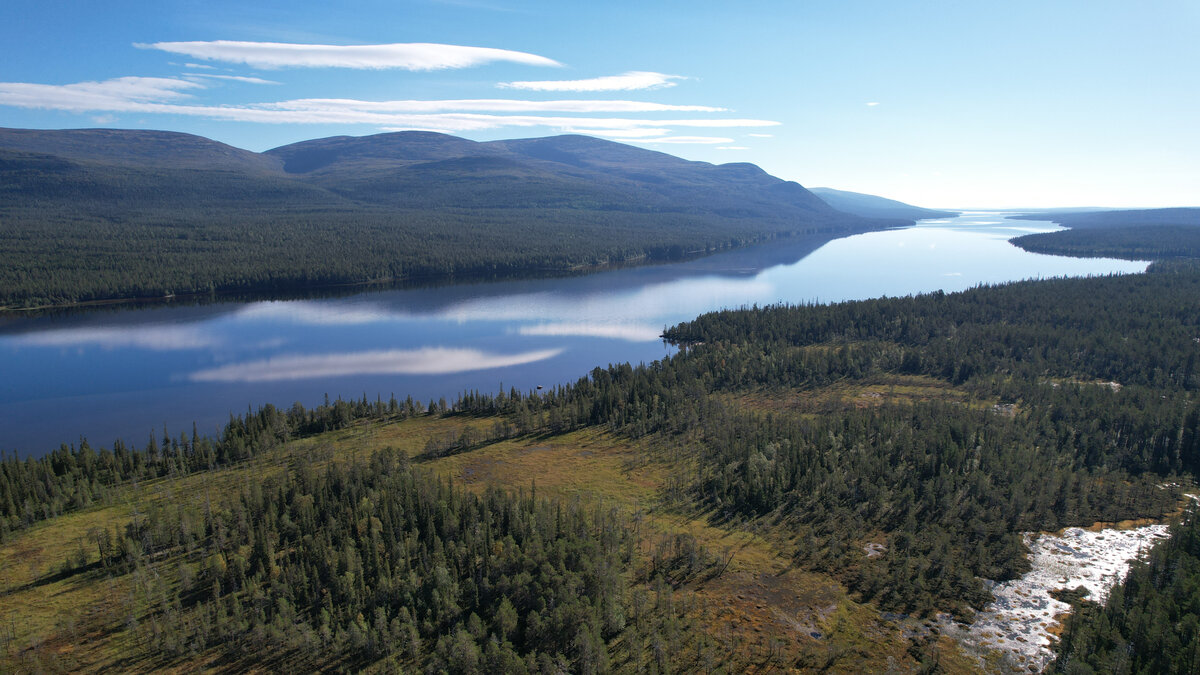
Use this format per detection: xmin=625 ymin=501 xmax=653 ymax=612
xmin=1 ymin=0 xmax=1196 ymax=208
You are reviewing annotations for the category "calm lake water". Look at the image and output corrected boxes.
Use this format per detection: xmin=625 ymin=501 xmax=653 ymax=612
xmin=0 ymin=212 xmax=1148 ymax=457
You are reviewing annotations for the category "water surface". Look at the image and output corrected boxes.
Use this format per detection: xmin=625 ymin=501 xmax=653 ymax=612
xmin=0 ymin=213 xmax=1147 ymax=456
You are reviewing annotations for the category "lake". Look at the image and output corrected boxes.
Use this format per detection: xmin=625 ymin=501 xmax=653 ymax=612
xmin=0 ymin=212 xmax=1148 ymax=457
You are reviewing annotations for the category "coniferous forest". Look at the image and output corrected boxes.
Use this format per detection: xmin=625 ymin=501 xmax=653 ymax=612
xmin=4 ymin=261 xmax=1200 ymax=671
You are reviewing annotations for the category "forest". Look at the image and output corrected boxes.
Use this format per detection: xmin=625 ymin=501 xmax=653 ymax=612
xmin=4 ymin=262 xmax=1200 ymax=671
xmin=1011 ymin=207 xmax=1200 ymax=260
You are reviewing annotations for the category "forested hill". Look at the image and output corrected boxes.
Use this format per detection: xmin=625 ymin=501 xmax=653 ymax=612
xmin=0 ymin=127 xmax=895 ymax=309
xmin=1010 ymin=207 xmax=1200 ymax=261
xmin=809 ymin=186 xmax=957 ymax=220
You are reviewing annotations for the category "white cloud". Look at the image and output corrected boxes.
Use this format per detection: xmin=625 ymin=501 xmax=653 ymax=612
xmin=747 ymin=133 xmax=773 ymax=138
xmin=499 ymin=71 xmax=683 ymax=92
xmin=270 ymin=98 xmax=723 ymax=113
xmin=516 ymin=322 xmax=661 ymax=342
xmin=563 ymin=128 xmax=672 ymax=138
xmin=0 ymin=77 xmax=779 ymax=136
xmin=188 ymin=347 xmax=563 ymax=382
xmin=375 ymin=116 xmax=776 ymax=133
xmin=141 ymin=40 xmax=561 ymax=71
xmin=183 ymin=63 xmax=216 ymax=70
xmin=187 ymin=74 xmax=281 ymax=85
xmin=633 ymin=136 xmax=735 ymax=145
xmin=0 ymin=76 xmax=203 ymax=112
xmin=866 ymin=101 xmax=880 ymax=106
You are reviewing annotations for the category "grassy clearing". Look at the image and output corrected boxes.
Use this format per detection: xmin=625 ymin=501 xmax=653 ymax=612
xmin=727 ymin=374 xmax=984 ymax=417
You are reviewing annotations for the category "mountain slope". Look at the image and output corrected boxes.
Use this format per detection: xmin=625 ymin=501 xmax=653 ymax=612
xmin=810 ymin=186 xmax=957 ymax=220
xmin=0 ymin=127 xmax=282 ymax=172
xmin=0 ymin=128 xmax=897 ymax=309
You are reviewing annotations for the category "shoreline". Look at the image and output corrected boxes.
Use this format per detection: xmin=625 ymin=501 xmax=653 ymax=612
xmin=0 ymin=223 xmax=882 ymax=316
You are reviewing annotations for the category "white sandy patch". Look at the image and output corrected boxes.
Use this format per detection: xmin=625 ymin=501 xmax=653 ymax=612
xmin=941 ymin=525 xmax=1168 ymax=672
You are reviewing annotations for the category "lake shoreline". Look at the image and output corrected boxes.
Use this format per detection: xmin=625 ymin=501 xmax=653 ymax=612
xmin=0 ymin=224 xmax=890 ymax=315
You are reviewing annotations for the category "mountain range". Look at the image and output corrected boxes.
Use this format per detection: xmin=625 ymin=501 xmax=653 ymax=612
xmin=0 ymin=128 xmax=918 ymax=308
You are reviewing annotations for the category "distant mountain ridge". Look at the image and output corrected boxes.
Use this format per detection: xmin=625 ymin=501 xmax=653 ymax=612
xmin=0 ymin=127 xmax=899 ymax=308
xmin=809 ymin=187 xmax=957 ymax=220
xmin=268 ymin=132 xmax=838 ymax=218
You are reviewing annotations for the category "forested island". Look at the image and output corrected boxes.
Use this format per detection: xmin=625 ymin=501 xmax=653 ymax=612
xmin=0 ymin=128 xmax=897 ymax=310
xmin=4 ymin=257 xmax=1200 ymax=672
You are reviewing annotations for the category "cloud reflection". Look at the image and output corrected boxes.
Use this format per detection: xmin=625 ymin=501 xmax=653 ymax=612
xmin=12 ymin=325 xmax=218 ymax=351
xmin=235 ymin=301 xmax=391 ymax=325
xmin=516 ymin=322 xmax=661 ymax=342
xmin=189 ymin=346 xmax=563 ymax=382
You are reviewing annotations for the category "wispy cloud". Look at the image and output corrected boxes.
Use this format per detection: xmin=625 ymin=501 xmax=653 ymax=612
xmin=866 ymin=101 xmax=880 ymax=106
xmin=632 ymin=136 xmax=735 ymax=145
xmin=499 ymin=71 xmax=683 ymax=92
xmin=563 ymin=128 xmax=672 ymax=138
xmin=747 ymin=133 xmax=773 ymax=138
xmin=140 ymin=41 xmax=562 ymax=71
xmin=188 ymin=347 xmax=563 ymax=382
xmin=186 ymin=74 xmax=281 ymax=85
xmin=269 ymin=98 xmax=724 ymax=113
xmin=376 ymin=117 xmax=776 ymax=134
xmin=0 ymin=76 xmax=202 ymax=112
xmin=0 ymin=76 xmax=779 ymax=136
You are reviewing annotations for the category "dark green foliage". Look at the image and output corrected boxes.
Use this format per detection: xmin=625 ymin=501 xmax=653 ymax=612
xmin=663 ymin=270 xmax=1200 ymax=394
xmin=115 ymin=447 xmax=632 ymax=671
xmin=0 ymin=394 xmax=426 ymax=540
xmin=1014 ymin=225 xmax=1200 ymax=260
xmin=1053 ymin=509 xmax=1200 ymax=674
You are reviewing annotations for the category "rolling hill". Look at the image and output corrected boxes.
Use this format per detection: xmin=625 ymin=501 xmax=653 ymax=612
xmin=0 ymin=128 xmax=898 ymax=309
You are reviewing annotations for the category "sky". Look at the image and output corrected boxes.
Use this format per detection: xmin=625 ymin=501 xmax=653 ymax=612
xmin=0 ymin=0 xmax=1196 ymax=209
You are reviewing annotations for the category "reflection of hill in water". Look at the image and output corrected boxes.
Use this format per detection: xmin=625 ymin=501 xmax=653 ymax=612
xmin=0 ymin=230 xmax=842 ymax=335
